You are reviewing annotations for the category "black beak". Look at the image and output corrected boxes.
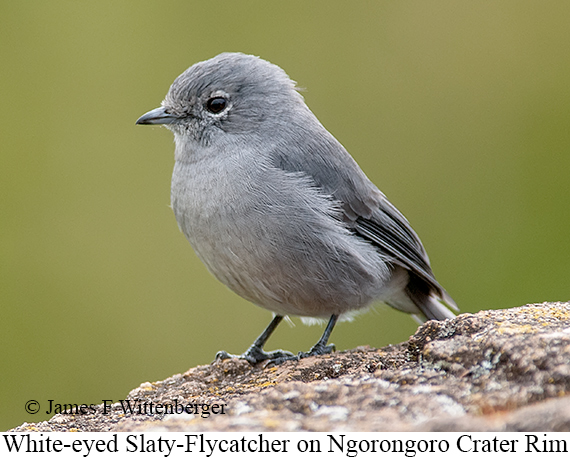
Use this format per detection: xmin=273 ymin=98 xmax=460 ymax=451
xmin=136 ymin=106 xmax=178 ymax=125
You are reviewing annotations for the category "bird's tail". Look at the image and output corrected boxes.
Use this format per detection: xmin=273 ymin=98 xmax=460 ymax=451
xmin=410 ymin=288 xmax=458 ymax=324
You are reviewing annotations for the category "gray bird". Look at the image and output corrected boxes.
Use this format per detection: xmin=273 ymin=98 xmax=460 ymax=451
xmin=136 ymin=52 xmax=457 ymax=364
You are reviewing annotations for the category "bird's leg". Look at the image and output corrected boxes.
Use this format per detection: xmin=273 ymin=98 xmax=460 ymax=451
xmin=215 ymin=315 xmax=296 ymax=364
xmin=298 ymin=314 xmax=338 ymax=359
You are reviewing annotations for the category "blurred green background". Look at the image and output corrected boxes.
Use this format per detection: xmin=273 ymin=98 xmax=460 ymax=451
xmin=1 ymin=1 xmax=569 ymax=431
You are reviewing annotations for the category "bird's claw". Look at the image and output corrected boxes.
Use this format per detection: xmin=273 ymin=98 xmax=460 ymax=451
xmin=214 ymin=347 xmax=296 ymax=365
xmin=298 ymin=343 xmax=335 ymax=359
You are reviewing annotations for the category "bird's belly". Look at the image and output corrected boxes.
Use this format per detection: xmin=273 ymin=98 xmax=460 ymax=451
xmin=178 ymin=210 xmax=390 ymax=317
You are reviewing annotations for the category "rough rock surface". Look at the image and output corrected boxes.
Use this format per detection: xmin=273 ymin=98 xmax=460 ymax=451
xmin=12 ymin=302 xmax=570 ymax=432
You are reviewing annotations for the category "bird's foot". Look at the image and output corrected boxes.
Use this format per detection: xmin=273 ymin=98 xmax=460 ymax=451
xmin=298 ymin=342 xmax=335 ymax=359
xmin=215 ymin=346 xmax=296 ymax=365
xmin=215 ymin=341 xmax=336 ymax=366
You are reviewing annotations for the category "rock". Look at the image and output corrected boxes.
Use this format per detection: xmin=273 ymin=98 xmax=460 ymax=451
xmin=11 ymin=302 xmax=570 ymax=432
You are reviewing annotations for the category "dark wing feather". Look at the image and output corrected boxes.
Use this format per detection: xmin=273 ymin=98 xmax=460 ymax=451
xmin=355 ymin=201 xmax=458 ymax=312
xmin=355 ymin=204 xmax=433 ymax=286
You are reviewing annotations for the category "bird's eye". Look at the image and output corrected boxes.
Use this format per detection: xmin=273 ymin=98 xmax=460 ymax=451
xmin=205 ymin=97 xmax=228 ymax=114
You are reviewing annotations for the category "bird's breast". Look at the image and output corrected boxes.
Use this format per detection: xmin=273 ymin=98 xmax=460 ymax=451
xmin=169 ymin=156 xmax=391 ymax=317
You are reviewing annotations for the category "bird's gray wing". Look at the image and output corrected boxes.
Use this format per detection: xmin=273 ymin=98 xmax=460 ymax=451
xmin=270 ymin=126 xmax=456 ymax=309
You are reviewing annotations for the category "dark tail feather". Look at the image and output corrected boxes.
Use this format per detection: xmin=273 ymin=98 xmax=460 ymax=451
xmin=406 ymin=273 xmax=457 ymax=322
